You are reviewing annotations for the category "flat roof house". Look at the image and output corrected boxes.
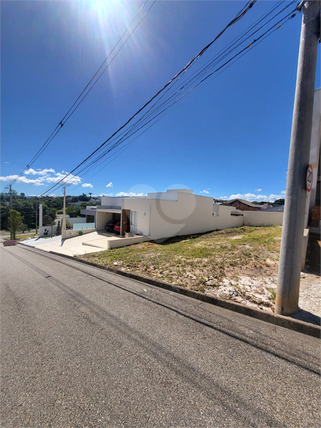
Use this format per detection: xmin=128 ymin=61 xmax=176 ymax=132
xmin=96 ymin=189 xmax=244 ymax=241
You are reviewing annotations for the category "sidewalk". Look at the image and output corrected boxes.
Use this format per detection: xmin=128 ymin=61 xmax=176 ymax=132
xmin=19 ymin=232 xmax=107 ymax=256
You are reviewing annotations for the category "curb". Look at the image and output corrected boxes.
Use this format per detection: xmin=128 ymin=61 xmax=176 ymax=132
xmin=47 ymin=249 xmax=321 ymax=339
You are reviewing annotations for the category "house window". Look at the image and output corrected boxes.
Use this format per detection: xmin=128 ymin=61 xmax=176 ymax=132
xmin=130 ymin=211 xmax=138 ymax=228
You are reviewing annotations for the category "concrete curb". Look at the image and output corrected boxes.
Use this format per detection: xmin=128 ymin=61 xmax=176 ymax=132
xmin=3 ymin=240 xmax=17 ymax=246
xmin=45 ymin=249 xmax=321 ymax=339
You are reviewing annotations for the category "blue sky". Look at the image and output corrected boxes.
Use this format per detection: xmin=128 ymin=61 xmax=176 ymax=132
xmin=1 ymin=0 xmax=320 ymax=201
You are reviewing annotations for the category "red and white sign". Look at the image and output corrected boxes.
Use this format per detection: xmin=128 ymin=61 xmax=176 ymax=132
xmin=306 ymin=164 xmax=313 ymax=192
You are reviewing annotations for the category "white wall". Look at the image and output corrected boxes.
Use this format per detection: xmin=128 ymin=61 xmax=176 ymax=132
xmin=146 ymin=188 xmax=193 ymax=201
xmin=107 ymin=235 xmax=147 ymax=249
xmin=147 ymin=193 xmax=243 ymax=240
xmin=96 ymin=212 xmax=115 ymax=231
xmin=123 ymin=192 xmax=244 ymax=240
xmin=63 ymin=228 xmax=96 ymax=239
xmin=243 ymin=211 xmax=283 ymax=226
xmin=39 ymin=225 xmax=57 ymax=238
xmin=101 ymin=197 xmax=123 ymax=207
xmin=96 ymin=190 xmax=283 ymax=241
xmin=123 ymin=198 xmax=151 ymax=236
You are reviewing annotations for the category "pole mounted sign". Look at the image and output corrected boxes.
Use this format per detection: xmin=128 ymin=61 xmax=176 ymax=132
xmin=306 ymin=164 xmax=313 ymax=192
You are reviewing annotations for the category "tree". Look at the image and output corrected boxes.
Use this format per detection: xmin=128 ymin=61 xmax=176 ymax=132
xmin=79 ymin=193 xmax=90 ymax=202
xmin=43 ymin=214 xmax=54 ymax=226
xmin=20 ymin=224 xmax=28 ymax=233
xmin=18 ymin=200 xmax=35 ymax=229
xmin=56 ymin=220 xmax=61 ymax=236
xmin=1 ymin=205 xmax=10 ymax=230
xmin=66 ymin=205 xmax=81 ymax=217
xmin=49 ymin=198 xmax=63 ymax=209
xmin=273 ymin=198 xmax=285 ymax=206
xmin=8 ymin=210 xmax=23 ymax=240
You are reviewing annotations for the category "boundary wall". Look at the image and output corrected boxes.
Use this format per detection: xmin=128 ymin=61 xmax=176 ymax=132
xmin=243 ymin=211 xmax=283 ymax=226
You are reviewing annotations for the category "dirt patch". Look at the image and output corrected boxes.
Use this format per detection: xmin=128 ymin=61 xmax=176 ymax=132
xmin=78 ymin=226 xmax=320 ymax=317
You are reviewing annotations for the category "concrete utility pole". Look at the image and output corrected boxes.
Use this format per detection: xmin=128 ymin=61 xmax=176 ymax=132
xmin=61 ymin=187 xmax=66 ymax=243
xmin=9 ymin=185 xmax=12 ymax=209
xmin=39 ymin=204 xmax=43 ymax=228
xmin=276 ymin=0 xmax=320 ymax=316
xmin=35 ymin=199 xmax=38 ymax=235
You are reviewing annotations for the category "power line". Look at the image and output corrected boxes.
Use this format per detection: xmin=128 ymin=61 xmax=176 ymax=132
xmin=41 ymin=1 xmax=299 ymax=196
xmin=43 ymin=0 xmax=299 ymax=194
xmin=84 ymin=9 xmax=297 ymax=187
xmin=10 ymin=0 xmax=155 ymax=185
xmin=49 ymin=1 xmax=299 ymax=195
xmin=40 ymin=0 xmax=259 ymax=195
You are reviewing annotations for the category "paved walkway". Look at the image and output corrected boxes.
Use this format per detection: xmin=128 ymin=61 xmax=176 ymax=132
xmin=19 ymin=232 xmax=109 ymax=256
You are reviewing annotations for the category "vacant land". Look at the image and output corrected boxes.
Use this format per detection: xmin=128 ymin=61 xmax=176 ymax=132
xmin=79 ymin=226 xmax=292 ymax=312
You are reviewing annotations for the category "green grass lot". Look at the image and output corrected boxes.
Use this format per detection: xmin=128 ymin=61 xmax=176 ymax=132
xmin=78 ymin=226 xmax=282 ymax=289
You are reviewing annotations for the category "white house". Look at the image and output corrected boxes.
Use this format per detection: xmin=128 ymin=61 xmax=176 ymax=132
xmin=96 ymin=189 xmax=245 ymax=240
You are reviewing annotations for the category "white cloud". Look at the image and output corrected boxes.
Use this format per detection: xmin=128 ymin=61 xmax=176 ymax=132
xmin=255 ymin=188 xmax=262 ymax=192
xmin=45 ymin=172 xmax=81 ymax=186
xmin=244 ymin=193 xmax=257 ymax=200
xmin=24 ymin=168 xmax=55 ymax=176
xmin=23 ymin=168 xmax=38 ymax=175
xmin=0 ymin=175 xmax=45 ymax=186
xmin=82 ymin=183 xmax=93 ymax=188
xmin=116 ymin=192 xmax=144 ymax=197
xmin=229 ymin=193 xmax=244 ymax=200
xmin=200 ymin=190 xmax=209 ymax=194
xmin=281 ymin=190 xmax=286 ymax=195
xmin=38 ymin=168 xmax=56 ymax=176
xmin=106 ymin=182 xmax=113 ymax=188
xmin=0 ymin=168 xmax=76 ymax=189
xmin=222 ymin=192 xmax=285 ymax=203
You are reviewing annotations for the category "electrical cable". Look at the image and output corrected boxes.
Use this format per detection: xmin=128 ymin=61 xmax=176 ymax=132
xmin=42 ymin=1 xmax=298 ymax=194
xmin=41 ymin=1 xmax=299 ymax=195
xmin=10 ymin=0 xmax=155 ymax=185
xmin=71 ymin=2 xmax=298 ymax=185
xmin=84 ymin=0 xmax=296 ymax=164
xmin=134 ymin=0 xmax=297 ymax=128
xmin=40 ymin=0 xmax=259 ymax=195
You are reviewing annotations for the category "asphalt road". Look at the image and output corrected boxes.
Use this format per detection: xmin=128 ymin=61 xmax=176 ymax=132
xmin=1 ymin=245 xmax=320 ymax=428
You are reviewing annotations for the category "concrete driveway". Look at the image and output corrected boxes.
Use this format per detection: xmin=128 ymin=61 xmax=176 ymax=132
xmin=19 ymin=232 xmax=109 ymax=256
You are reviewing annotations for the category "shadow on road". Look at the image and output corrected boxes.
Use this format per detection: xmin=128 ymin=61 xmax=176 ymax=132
xmin=290 ymin=309 xmax=321 ymax=327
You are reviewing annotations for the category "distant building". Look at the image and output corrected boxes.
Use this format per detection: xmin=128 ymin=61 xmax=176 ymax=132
xmin=80 ymin=206 xmax=97 ymax=223
xmin=215 ymin=198 xmax=261 ymax=211
xmin=262 ymin=205 xmax=284 ymax=212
